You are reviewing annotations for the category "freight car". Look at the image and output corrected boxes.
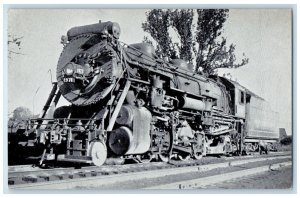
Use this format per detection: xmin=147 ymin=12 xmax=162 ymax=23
xmin=11 ymin=20 xmax=279 ymax=166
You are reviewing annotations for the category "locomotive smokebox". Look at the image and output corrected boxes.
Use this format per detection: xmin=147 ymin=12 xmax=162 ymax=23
xmin=57 ymin=22 xmax=123 ymax=106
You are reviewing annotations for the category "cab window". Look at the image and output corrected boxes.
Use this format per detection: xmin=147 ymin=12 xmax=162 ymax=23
xmin=239 ymin=90 xmax=245 ymax=104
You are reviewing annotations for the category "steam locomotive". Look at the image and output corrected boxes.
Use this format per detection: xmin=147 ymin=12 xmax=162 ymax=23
xmin=10 ymin=21 xmax=279 ymax=166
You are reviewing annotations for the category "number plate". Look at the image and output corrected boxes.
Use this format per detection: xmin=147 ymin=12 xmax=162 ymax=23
xmin=63 ymin=78 xmax=75 ymax=83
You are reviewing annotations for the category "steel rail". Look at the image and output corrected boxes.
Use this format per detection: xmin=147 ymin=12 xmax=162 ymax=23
xmin=145 ymin=161 xmax=292 ymax=189
xmin=8 ymin=151 xmax=289 ymax=175
xmin=8 ymin=152 xmax=291 ymax=189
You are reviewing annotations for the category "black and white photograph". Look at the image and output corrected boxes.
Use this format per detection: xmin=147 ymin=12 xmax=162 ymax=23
xmin=5 ymin=6 xmax=294 ymax=191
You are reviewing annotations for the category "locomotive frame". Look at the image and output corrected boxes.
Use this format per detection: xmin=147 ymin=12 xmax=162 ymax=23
xmin=10 ymin=20 xmax=279 ymax=167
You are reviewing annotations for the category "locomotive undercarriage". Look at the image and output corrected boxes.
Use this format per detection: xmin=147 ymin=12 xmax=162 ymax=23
xmin=19 ymin=63 xmax=244 ymax=167
xmin=20 ymin=77 xmax=246 ymax=167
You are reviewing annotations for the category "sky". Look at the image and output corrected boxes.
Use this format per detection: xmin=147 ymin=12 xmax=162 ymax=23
xmin=7 ymin=9 xmax=292 ymax=134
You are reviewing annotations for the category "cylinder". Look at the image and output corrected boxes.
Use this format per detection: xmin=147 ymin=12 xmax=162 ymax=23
xmin=108 ymin=127 xmax=132 ymax=156
xmin=180 ymin=97 xmax=206 ymax=111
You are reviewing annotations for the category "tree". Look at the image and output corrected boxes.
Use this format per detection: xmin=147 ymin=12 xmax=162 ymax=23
xmin=142 ymin=9 xmax=249 ymax=75
xmin=170 ymin=9 xmax=194 ymax=62
xmin=142 ymin=9 xmax=176 ymax=58
xmin=280 ymin=136 xmax=292 ymax=145
xmin=12 ymin=106 xmax=33 ymax=121
xmin=195 ymin=9 xmax=248 ymax=75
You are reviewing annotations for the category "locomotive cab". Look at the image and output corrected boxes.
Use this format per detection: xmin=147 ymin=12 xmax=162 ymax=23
xmin=235 ymin=87 xmax=246 ymax=118
xmin=217 ymin=76 xmax=279 ymax=153
xmin=216 ymin=76 xmax=249 ymax=119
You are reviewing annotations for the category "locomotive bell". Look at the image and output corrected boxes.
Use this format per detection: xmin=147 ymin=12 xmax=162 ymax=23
xmin=170 ymin=59 xmax=193 ymax=72
xmin=129 ymin=43 xmax=156 ymax=58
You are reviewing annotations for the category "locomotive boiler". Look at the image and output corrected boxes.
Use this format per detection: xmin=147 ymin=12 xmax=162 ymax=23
xmin=17 ymin=20 xmax=279 ymax=166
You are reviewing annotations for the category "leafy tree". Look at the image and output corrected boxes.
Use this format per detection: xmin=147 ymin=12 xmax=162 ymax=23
xmin=142 ymin=9 xmax=175 ymax=58
xmin=8 ymin=118 xmax=15 ymax=128
xmin=12 ymin=106 xmax=32 ymax=121
xmin=280 ymin=136 xmax=292 ymax=145
xmin=170 ymin=9 xmax=194 ymax=62
xmin=142 ymin=9 xmax=249 ymax=75
xmin=195 ymin=9 xmax=248 ymax=74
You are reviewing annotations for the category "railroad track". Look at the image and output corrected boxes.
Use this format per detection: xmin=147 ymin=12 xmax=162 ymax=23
xmin=146 ymin=161 xmax=292 ymax=189
xmin=8 ymin=152 xmax=291 ymax=189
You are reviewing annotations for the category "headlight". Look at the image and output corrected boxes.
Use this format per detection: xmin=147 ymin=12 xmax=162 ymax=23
xmin=64 ymin=63 xmax=74 ymax=76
